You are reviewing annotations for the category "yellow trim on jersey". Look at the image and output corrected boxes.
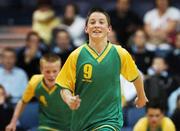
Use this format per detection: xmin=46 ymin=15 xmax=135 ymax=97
xmin=55 ymin=45 xmax=85 ymax=92
xmin=38 ymin=126 xmax=59 ymax=131
xmin=114 ymin=45 xmax=139 ymax=82
xmin=85 ymin=44 xmax=99 ymax=59
xmin=92 ymin=125 xmax=117 ymax=131
xmin=133 ymin=117 xmax=176 ymax=131
xmin=41 ymin=81 xmax=57 ymax=95
xmin=22 ymin=74 xmax=43 ymax=103
xmin=85 ymin=43 xmax=112 ymax=63
xmin=97 ymin=44 xmax=112 ymax=63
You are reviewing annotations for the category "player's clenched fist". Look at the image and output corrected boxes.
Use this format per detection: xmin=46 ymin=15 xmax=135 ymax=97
xmin=6 ymin=122 xmax=16 ymax=131
xmin=60 ymin=89 xmax=81 ymax=110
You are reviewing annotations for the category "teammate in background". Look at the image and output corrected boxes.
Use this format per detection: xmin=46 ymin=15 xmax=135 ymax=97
xmin=56 ymin=8 xmax=148 ymax=131
xmin=6 ymin=54 xmax=71 ymax=131
xmin=134 ymin=100 xmax=176 ymax=131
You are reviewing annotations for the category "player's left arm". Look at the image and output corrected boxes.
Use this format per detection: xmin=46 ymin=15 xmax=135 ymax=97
xmin=133 ymin=71 xmax=148 ymax=108
xmin=117 ymin=46 xmax=148 ymax=108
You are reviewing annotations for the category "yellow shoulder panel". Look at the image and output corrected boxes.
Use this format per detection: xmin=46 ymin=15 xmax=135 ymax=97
xmin=162 ymin=117 xmax=176 ymax=131
xmin=56 ymin=45 xmax=85 ymax=92
xmin=22 ymin=74 xmax=43 ymax=103
xmin=133 ymin=117 xmax=148 ymax=131
xmin=114 ymin=45 xmax=138 ymax=82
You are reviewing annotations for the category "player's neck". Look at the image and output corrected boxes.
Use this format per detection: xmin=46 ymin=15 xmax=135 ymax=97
xmin=43 ymin=79 xmax=54 ymax=89
xmin=89 ymin=38 xmax=108 ymax=54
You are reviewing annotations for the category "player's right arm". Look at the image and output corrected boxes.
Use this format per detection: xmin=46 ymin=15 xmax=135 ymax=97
xmin=6 ymin=100 xmax=27 ymax=131
xmin=56 ymin=46 xmax=83 ymax=110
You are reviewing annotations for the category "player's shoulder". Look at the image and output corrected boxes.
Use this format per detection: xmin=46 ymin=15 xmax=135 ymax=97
xmin=113 ymin=44 xmax=129 ymax=56
xmin=163 ymin=117 xmax=174 ymax=124
xmin=29 ymin=74 xmax=43 ymax=85
xmin=70 ymin=44 xmax=86 ymax=57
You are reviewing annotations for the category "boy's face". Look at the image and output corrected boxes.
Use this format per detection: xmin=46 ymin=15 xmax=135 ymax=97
xmin=41 ymin=61 xmax=60 ymax=88
xmin=147 ymin=108 xmax=164 ymax=128
xmin=85 ymin=12 xmax=111 ymax=40
xmin=152 ymin=57 xmax=167 ymax=74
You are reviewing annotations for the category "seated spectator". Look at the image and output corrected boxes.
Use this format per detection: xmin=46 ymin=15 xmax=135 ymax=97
xmin=109 ymin=0 xmax=143 ymax=47
xmin=32 ymin=0 xmax=60 ymax=45
xmin=0 ymin=48 xmax=28 ymax=104
xmin=171 ymin=95 xmax=180 ymax=131
xmin=0 ymin=84 xmax=13 ymax=131
xmin=61 ymin=3 xmax=85 ymax=47
xmin=51 ymin=28 xmax=75 ymax=66
xmin=134 ymin=100 xmax=176 ymax=131
xmin=128 ymin=29 xmax=154 ymax=74
xmin=16 ymin=31 xmax=48 ymax=79
xmin=144 ymin=0 xmax=180 ymax=45
xmin=145 ymin=56 xmax=179 ymax=110
xmin=120 ymin=75 xmax=137 ymax=107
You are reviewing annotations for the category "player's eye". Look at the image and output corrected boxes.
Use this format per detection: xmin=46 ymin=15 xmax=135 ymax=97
xmin=53 ymin=70 xmax=57 ymax=73
xmin=89 ymin=20 xmax=95 ymax=25
xmin=99 ymin=21 xmax=104 ymax=24
xmin=46 ymin=71 xmax=50 ymax=74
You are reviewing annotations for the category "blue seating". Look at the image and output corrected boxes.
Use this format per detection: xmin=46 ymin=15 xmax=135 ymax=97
xmin=127 ymin=107 xmax=146 ymax=127
xmin=122 ymin=127 xmax=133 ymax=131
xmin=19 ymin=102 xmax=39 ymax=130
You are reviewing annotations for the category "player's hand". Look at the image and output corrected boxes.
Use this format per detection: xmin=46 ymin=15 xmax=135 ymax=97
xmin=135 ymin=96 xmax=148 ymax=108
xmin=60 ymin=89 xmax=81 ymax=110
xmin=66 ymin=95 xmax=81 ymax=110
xmin=6 ymin=123 xmax=16 ymax=131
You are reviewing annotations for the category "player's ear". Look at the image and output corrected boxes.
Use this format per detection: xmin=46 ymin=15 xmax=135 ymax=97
xmin=108 ymin=26 xmax=112 ymax=33
xmin=85 ymin=27 xmax=88 ymax=34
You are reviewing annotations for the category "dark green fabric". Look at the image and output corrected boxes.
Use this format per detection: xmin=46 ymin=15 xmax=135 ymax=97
xmin=35 ymin=82 xmax=71 ymax=131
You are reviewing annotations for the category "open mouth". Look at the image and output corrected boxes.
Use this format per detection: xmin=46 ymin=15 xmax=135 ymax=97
xmin=48 ymin=79 xmax=55 ymax=82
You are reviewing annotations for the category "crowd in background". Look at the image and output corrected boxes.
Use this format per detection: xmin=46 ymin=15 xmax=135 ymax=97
xmin=0 ymin=0 xmax=180 ymax=130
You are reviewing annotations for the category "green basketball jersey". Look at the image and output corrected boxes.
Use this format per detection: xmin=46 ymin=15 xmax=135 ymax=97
xmin=22 ymin=75 xmax=71 ymax=131
xmin=56 ymin=43 xmax=139 ymax=131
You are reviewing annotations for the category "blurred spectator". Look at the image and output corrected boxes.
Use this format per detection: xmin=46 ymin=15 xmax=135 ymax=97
xmin=144 ymin=0 xmax=180 ymax=45
xmin=16 ymin=31 xmax=48 ymax=79
xmin=134 ymin=100 xmax=176 ymax=131
xmin=32 ymin=0 xmax=60 ymax=45
xmin=61 ymin=3 xmax=85 ymax=47
xmin=108 ymin=0 xmax=143 ymax=47
xmin=0 ymin=48 xmax=28 ymax=104
xmin=167 ymin=32 xmax=180 ymax=76
xmin=108 ymin=30 xmax=120 ymax=45
xmin=145 ymin=56 xmax=179 ymax=110
xmin=120 ymin=75 xmax=137 ymax=107
xmin=0 ymin=84 xmax=13 ymax=131
xmin=51 ymin=28 xmax=75 ymax=66
xmin=171 ymin=94 xmax=180 ymax=131
xmin=128 ymin=29 xmax=154 ymax=74
xmin=168 ymin=88 xmax=180 ymax=116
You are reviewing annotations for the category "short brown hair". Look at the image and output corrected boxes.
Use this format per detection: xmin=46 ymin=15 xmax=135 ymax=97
xmin=40 ymin=53 xmax=61 ymax=67
xmin=85 ymin=8 xmax=111 ymax=27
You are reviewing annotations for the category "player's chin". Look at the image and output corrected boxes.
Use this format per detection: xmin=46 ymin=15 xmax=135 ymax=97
xmin=91 ymin=35 xmax=103 ymax=39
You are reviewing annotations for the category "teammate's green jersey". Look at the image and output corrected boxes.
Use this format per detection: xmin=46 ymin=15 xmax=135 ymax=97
xmin=56 ymin=43 xmax=139 ymax=131
xmin=22 ymin=75 xmax=71 ymax=131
